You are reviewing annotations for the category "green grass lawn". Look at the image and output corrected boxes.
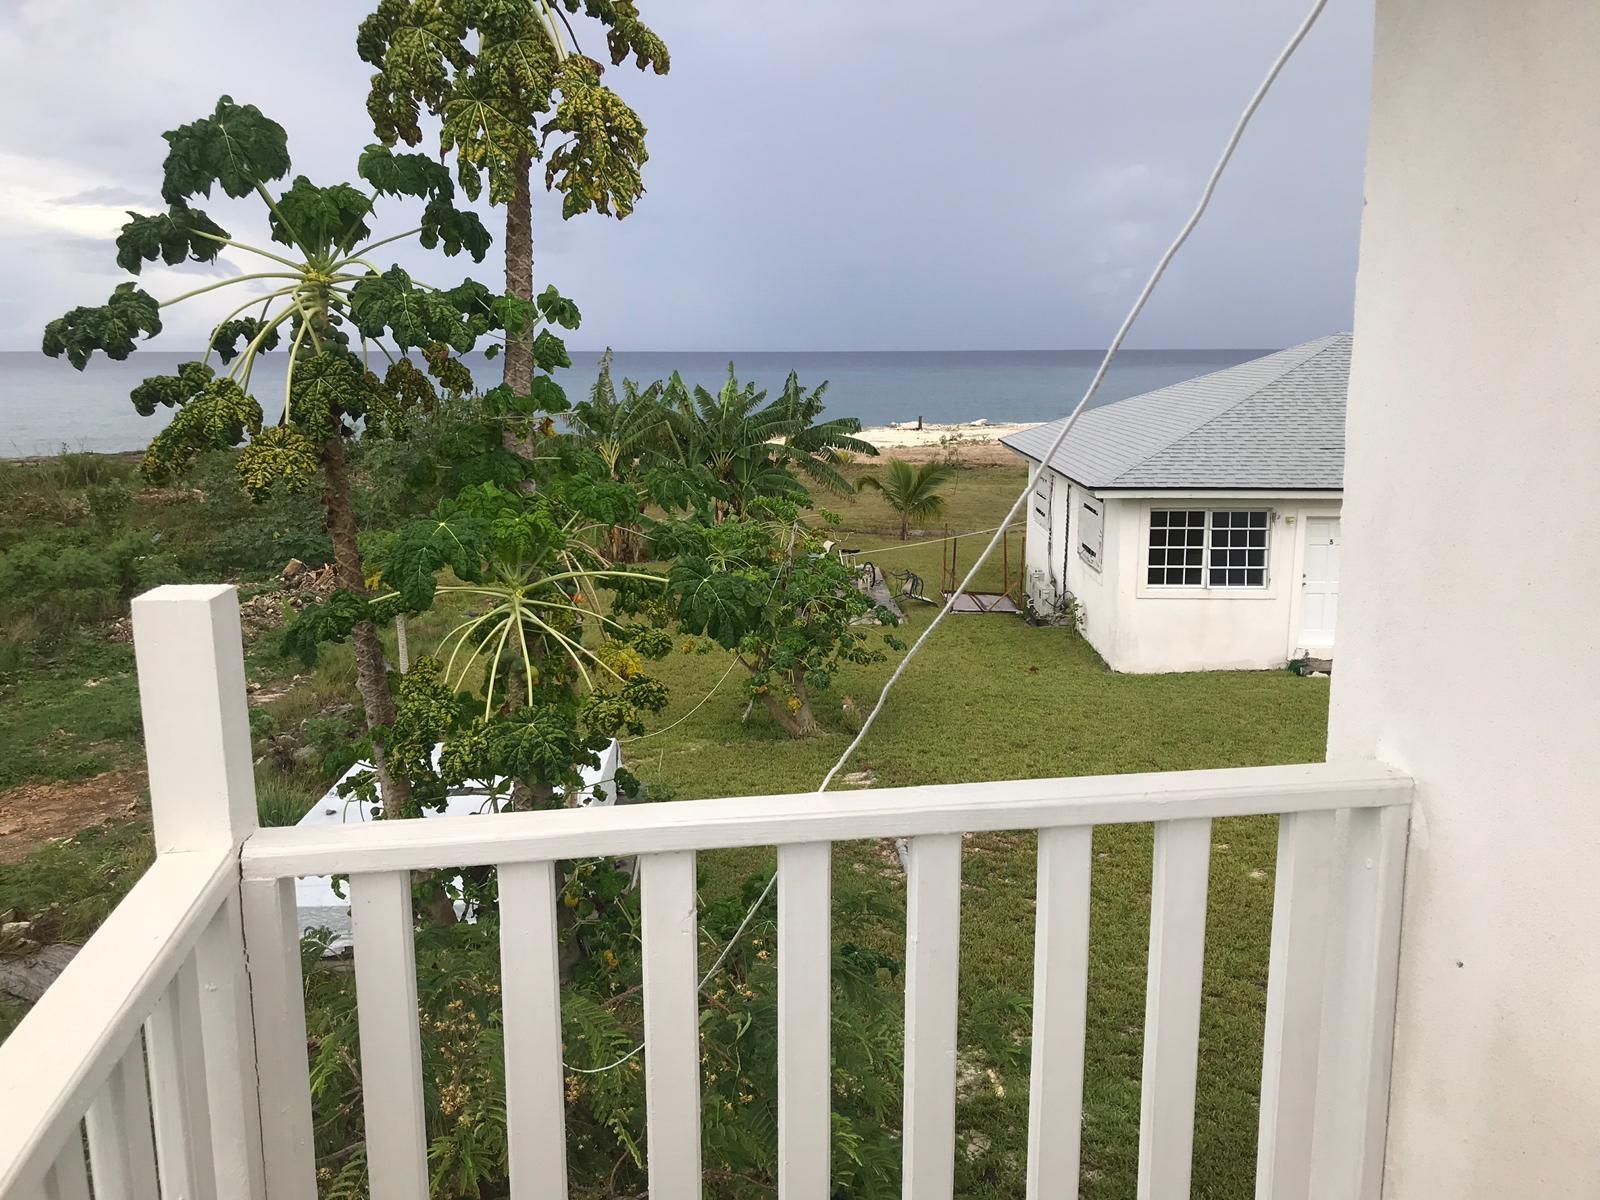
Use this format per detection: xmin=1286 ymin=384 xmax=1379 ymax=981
xmin=0 ymin=461 xmax=1330 ymax=1198
xmin=619 ymin=465 xmax=1328 ymax=1198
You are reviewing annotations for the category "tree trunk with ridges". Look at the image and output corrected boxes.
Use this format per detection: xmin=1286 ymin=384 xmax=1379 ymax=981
xmin=321 ymin=430 xmax=411 ymax=815
xmin=503 ymin=155 xmax=535 ymax=396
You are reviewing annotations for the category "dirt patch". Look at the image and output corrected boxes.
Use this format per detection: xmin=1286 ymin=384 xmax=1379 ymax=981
xmin=0 ymin=768 xmax=148 ymax=864
xmin=869 ymin=440 xmax=1025 ymax=468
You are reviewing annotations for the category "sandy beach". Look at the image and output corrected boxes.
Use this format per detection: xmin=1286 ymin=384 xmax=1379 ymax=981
xmin=855 ymin=420 xmax=1038 ymax=466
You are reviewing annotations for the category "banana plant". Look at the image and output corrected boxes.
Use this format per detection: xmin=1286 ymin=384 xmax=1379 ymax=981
xmin=567 ymin=349 xmax=671 ymax=559
xmin=41 ymin=96 xmax=576 ymax=810
xmin=660 ymin=366 xmax=880 ymax=522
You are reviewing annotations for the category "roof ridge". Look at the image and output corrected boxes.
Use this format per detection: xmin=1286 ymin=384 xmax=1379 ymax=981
xmin=1106 ymin=334 xmax=1347 ymax=484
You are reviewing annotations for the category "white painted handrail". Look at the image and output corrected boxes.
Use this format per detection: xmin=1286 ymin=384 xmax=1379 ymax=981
xmin=0 ymin=851 xmax=237 ymax=1195
xmin=241 ymin=760 xmax=1411 ymax=879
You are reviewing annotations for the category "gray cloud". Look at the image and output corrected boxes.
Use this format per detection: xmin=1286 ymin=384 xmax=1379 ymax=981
xmin=0 ymin=0 xmax=1374 ymax=352
xmin=52 ymin=185 xmax=163 ymax=208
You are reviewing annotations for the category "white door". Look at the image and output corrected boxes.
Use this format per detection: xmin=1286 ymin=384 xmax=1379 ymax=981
xmin=1300 ymin=517 xmax=1341 ymax=647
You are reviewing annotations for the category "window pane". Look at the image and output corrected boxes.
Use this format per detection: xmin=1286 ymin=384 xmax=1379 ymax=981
xmin=1151 ymin=528 xmax=1167 ymax=547
xmin=1208 ymin=568 xmax=1226 ymax=586
xmin=1151 ymin=510 xmax=1168 ymax=527
xmin=1148 ymin=567 xmax=1163 ymax=585
xmin=1229 ymin=568 xmax=1244 ymax=586
xmin=1187 ymin=548 xmax=1202 ymax=565
xmin=1250 ymin=511 xmax=1268 ymax=527
xmin=1185 ymin=568 xmax=1202 ymax=585
xmin=1246 ymin=568 xmax=1265 ymax=586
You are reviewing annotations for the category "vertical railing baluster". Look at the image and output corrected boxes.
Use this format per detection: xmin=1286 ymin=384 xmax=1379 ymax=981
xmin=145 ymin=955 xmax=217 ymax=1200
xmin=194 ymin=893 xmax=266 ymax=1200
xmin=349 ymin=870 xmax=430 ymax=1200
xmin=641 ymin=850 xmax=701 ymax=1200
xmin=1136 ymin=817 xmax=1213 ymax=1200
xmin=42 ymin=1128 xmax=91 ymax=1200
xmin=499 ymin=861 xmax=570 ymax=1200
xmin=902 ymin=833 xmax=963 ymax=1200
xmin=1256 ymin=809 xmax=1336 ymax=1200
xmin=1025 ymin=826 xmax=1092 ymax=1199
xmin=84 ymin=1038 xmax=159 ymax=1200
xmin=241 ymin=876 xmax=318 ymax=1200
xmin=777 ymin=841 xmax=833 ymax=1199
xmin=1309 ymin=805 xmax=1409 ymax=1199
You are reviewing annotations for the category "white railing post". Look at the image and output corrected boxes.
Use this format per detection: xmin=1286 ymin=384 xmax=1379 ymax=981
xmin=1025 ymin=826 xmax=1092 ymax=1199
xmin=1309 ymin=806 xmax=1408 ymax=1200
xmin=131 ymin=585 xmax=259 ymax=853
xmin=1256 ymin=809 xmax=1336 ymax=1200
xmin=1136 ymin=817 xmax=1213 ymax=1200
xmin=130 ymin=585 xmax=265 ymax=1200
xmin=902 ymin=834 xmax=962 ymax=1200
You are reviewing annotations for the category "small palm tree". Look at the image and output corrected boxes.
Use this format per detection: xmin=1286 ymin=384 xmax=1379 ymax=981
xmin=857 ymin=458 xmax=957 ymax=539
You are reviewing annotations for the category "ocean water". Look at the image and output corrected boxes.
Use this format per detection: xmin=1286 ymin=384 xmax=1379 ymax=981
xmin=0 ymin=348 xmax=1266 ymax=458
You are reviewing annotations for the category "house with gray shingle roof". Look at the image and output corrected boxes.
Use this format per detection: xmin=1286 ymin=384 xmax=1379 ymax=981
xmin=1001 ymin=333 xmax=1347 ymax=672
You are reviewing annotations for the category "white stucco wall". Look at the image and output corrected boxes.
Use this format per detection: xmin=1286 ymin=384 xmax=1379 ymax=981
xmin=1330 ymin=2 xmax=1600 ymax=1195
xmin=1103 ymin=496 xmax=1342 ymax=673
xmin=1019 ymin=483 xmax=1342 ymax=673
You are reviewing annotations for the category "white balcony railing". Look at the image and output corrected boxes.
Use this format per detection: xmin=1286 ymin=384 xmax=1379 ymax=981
xmin=0 ymin=587 xmax=1413 ymax=1200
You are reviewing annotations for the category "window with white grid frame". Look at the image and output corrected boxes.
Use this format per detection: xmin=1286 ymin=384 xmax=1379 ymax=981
xmin=1208 ymin=509 xmax=1269 ymax=587
xmin=1147 ymin=509 xmax=1206 ymax=585
xmin=1147 ymin=508 xmax=1270 ymax=588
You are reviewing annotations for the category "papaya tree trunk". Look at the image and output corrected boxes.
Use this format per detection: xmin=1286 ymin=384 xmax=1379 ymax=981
xmin=503 ymin=153 xmax=535 ymax=396
xmin=759 ymin=668 xmax=820 ymax=737
xmin=321 ymin=430 xmax=411 ymax=815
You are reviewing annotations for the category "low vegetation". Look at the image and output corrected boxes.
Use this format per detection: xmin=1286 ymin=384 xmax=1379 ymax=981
xmin=0 ymin=448 xmax=1329 ymax=1199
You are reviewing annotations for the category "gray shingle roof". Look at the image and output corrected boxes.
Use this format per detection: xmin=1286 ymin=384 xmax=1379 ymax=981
xmin=1000 ymin=333 xmax=1348 ymax=490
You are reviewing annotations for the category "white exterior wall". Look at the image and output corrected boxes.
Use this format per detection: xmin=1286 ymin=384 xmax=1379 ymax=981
xmin=1103 ymin=496 xmax=1342 ymax=673
xmin=1331 ymin=2 xmax=1600 ymax=1196
xmin=1019 ymin=475 xmax=1342 ymax=673
xmin=1021 ymin=469 xmax=1120 ymax=652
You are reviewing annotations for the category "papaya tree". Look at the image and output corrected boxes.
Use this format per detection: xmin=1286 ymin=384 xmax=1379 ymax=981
xmin=40 ymin=96 xmax=572 ymax=808
xmin=358 ymin=0 xmax=670 ymax=394
xmin=346 ymin=472 xmax=673 ymax=816
xmin=659 ymin=512 xmax=901 ymax=737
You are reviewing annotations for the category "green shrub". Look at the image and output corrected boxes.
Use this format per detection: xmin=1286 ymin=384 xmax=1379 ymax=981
xmin=301 ymin=865 xmax=910 ymax=1200
xmin=255 ymin=766 xmax=318 ymax=827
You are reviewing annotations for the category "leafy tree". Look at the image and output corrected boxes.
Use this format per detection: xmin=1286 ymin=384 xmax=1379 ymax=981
xmin=661 ymin=367 xmax=879 ymax=523
xmin=40 ymin=96 xmax=568 ymax=809
xmin=358 ymin=0 xmax=669 ymax=394
xmin=659 ymin=513 xmax=900 ymax=737
xmin=856 ymin=457 xmax=957 ymax=540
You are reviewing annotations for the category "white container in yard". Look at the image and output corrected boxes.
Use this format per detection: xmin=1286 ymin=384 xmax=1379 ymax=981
xmin=293 ymin=738 xmax=622 ymax=950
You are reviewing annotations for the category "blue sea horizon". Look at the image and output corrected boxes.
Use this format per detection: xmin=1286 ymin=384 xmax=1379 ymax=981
xmin=1 ymin=347 xmax=1270 ymax=458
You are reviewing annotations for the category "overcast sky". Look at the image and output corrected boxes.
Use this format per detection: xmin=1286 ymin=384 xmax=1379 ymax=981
xmin=0 ymin=0 xmax=1373 ymax=352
